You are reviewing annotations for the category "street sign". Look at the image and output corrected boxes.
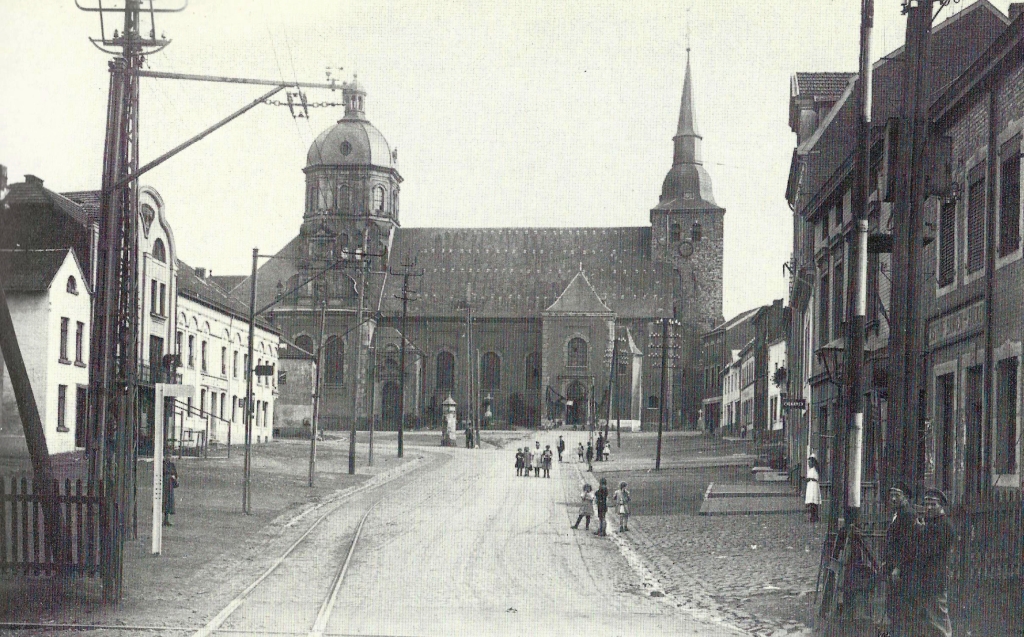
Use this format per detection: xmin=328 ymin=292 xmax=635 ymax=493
xmin=254 ymin=363 xmax=275 ymax=377
xmin=782 ymin=397 xmax=807 ymax=410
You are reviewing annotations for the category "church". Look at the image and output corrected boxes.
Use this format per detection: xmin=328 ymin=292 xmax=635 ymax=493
xmin=236 ymin=53 xmax=725 ymax=431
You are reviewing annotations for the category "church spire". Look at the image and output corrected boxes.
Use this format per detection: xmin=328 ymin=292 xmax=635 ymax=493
xmin=673 ymin=48 xmax=702 ymax=166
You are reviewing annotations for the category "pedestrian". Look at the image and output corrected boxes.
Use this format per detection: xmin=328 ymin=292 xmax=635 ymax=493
xmin=905 ymin=488 xmax=955 ymax=637
xmin=602 ymin=443 xmax=610 ymax=462
xmin=557 ymin=435 xmax=565 ymax=462
xmin=593 ymin=478 xmax=609 ymax=536
xmin=515 ymin=448 xmax=524 ymax=476
xmin=533 ymin=441 xmax=542 ymax=477
xmin=585 ymin=441 xmax=594 ymax=472
xmin=572 ymin=483 xmax=595 ymax=530
xmin=577 ymin=442 xmax=585 ymax=463
xmin=804 ymin=455 xmax=821 ymax=524
xmin=595 ymin=434 xmax=605 ymax=462
xmin=613 ymin=481 xmax=630 ymax=532
xmin=163 ymin=451 xmax=178 ymax=527
xmin=524 ymin=445 xmax=533 ymax=477
xmin=465 ymin=426 xmax=473 ymax=449
xmin=884 ymin=479 xmax=917 ymax=637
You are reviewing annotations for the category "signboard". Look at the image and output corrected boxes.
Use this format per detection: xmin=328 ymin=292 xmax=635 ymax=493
xmin=254 ymin=363 xmax=275 ymax=377
xmin=782 ymin=397 xmax=807 ymax=410
xmin=928 ymin=301 xmax=984 ymax=348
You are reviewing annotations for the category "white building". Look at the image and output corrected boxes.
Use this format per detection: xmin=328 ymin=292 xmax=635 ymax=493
xmin=0 ymin=249 xmax=91 ymax=455
xmin=767 ymin=337 xmax=787 ymax=432
xmin=739 ymin=340 xmax=755 ymax=438
xmin=721 ymin=350 xmax=742 ymax=436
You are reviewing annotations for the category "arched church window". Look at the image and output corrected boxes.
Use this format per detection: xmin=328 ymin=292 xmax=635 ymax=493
xmin=373 ymin=186 xmax=386 ymax=213
xmin=436 ymin=351 xmax=455 ymax=392
xmin=152 ymin=238 xmax=167 ymax=263
xmin=691 ymin=221 xmax=703 ymax=242
xmin=294 ymin=335 xmax=314 ymax=357
xmin=336 ymin=184 xmax=351 ymax=214
xmin=324 ymin=336 xmax=344 ymax=385
xmin=670 ymin=223 xmax=682 ymax=243
xmin=481 ymin=352 xmax=500 ymax=391
xmin=317 ymin=174 xmax=334 ymax=211
xmin=567 ymin=338 xmax=588 ymax=368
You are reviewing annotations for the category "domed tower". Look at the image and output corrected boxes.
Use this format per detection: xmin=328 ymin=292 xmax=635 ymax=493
xmin=651 ymin=49 xmax=724 ymax=331
xmin=301 ymin=76 xmax=402 ymax=296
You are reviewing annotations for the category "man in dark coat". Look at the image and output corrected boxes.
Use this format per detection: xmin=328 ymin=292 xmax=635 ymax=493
xmin=557 ymin=436 xmax=565 ymax=462
xmin=593 ymin=478 xmax=609 ymax=536
xmin=163 ymin=453 xmax=178 ymax=527
xmin=884 ymin=480 xmax=917 ymax=636
xmin=595 ymin=434 xmax=604 ymax=462
xmin=465 ymin=426 xmax=473 ymax=449
xmin=905 ymin=488 xmax=955 ymax=637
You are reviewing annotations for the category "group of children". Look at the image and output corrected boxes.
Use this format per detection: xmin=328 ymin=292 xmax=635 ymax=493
xmin=572 ymin=478 xmax=630 ymax=535
xmin=515 ymin=442 xmax=554 ymax=478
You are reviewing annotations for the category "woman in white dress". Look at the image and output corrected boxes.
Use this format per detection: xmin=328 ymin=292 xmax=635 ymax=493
xmin=805 ymin=455 xmax=821 ymax=523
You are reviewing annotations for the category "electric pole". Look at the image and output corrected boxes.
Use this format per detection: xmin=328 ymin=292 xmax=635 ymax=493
xmin=391 ymin=261 xmax=423 ymax=458
xmin=649 ymin=318 xmax=680 ymax=470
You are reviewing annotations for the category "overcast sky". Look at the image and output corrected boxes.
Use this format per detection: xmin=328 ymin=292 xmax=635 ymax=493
xmin=1 ymin=0 xmax=1013 ymax=318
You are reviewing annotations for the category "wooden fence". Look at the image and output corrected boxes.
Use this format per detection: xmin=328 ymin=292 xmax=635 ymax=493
xmin=0 ymin=477 xmax=105 ymax=576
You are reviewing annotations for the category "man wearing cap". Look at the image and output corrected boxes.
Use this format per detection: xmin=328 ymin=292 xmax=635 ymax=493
xmin=884 ymin=480 xmax=916 ymax=636
xmin=906 ymin=488 xmax=955 ymax=637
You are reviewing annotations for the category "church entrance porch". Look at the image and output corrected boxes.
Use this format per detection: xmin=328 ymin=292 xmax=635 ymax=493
xmin=565 ymin=381 xmax=587 ymax=427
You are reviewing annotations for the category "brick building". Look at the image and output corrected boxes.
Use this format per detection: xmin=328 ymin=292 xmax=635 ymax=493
xmin=236 ymin=53 xmax=726 ymax=430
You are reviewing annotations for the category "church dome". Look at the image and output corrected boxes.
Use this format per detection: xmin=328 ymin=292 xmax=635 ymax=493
xmin=305 ymin=77 xmax=395 ymax=171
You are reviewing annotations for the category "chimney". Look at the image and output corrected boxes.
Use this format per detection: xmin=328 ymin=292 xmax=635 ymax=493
xmin=24 ymin=174 xmax=43 ymax=186
xmin=195 ymin=267 xmax=207 ymax=279
xmin=1010 ymin=3 xmax=1024 ymax=21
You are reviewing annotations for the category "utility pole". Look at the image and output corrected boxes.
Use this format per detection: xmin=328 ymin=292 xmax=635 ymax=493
xmin=464 ymin=286 xmax=475 ymax=448
xmin=309 ymin=295 xmax=327 ymax=487
xmin=391 ymin=261 xmax=423 ymax=458
xmin=243 ymin=248 xmax=257 ymax=512
xmin=366 ymin=312 xmax=380 ymax=466
xmin=885 ymin=0 xmax=934 ymax=493
xmin=650 ymin=318 xmax=680 ymax=470
xmin=348 ymin=258 xmax=366 ymax=475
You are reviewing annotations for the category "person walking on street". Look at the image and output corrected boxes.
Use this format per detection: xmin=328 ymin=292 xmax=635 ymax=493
xmin=163 ymin=451 xmax=178 ymax=527
xmin=524 ymin=445 xmax=533 ymax=477
xmin=595 ymin=434 xmax=605 ymax=462
xmin=804 ymin=455 xmax=821 ymax=523
xmin=465 ymin=426 xmax=474 ymax=449
xmin=577 ymin=442 xmax=585 ymax=463
xmin=533 ymin=441 xmax=543 ymax=477
xmin=572 ymin=483 xmax=595 ymax=530
xmin=884 ymin=480 xmax=917 ymax=637
xmin=557 ymin=436 xmax=565 ymax=462
xmin=613 ymin=481 xmax=630 ymax=532
xmin=585 ymin=441 xmax=594 ymax=472
xmin=542 ymin=445 xmax=553 ymax=478
xmin=593 ymin=478 xmax=609 ymax=536
xmin=906 ymin=488 xmax=955 ymax=637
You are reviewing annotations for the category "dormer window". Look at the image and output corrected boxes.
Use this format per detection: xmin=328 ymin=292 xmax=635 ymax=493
xmin=66 ymin=276 xmax=78 ymax=295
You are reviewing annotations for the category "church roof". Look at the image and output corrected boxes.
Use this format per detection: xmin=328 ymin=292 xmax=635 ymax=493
xmin=543 ymin=270 xmax=613 ymax=315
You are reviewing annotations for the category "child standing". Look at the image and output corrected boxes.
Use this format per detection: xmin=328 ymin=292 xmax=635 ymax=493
xmin=524 ymin=446 xmax=533 ymax=477
xmin=572 ymin=484 xmax=595 ymax=530
xmin=515 ymin=448 xmax=524 ymax=476
xmin=577 ymin=442 xmax=585 ymax=463
xmin=613 ymin=481 xmax=631 ymax=532
xmin=542 ymin=445 xmax=553 ymax=478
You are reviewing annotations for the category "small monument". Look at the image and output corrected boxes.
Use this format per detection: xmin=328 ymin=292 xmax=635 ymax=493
xmin=442 ymin=394 xmax=458 ymax=446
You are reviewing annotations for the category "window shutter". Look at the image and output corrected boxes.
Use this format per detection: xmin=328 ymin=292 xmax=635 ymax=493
xmin=938 ymin=201 xmax=956 ymax=286
xmin=999 ymin=136 xmax=1021 ymax=257
xmin=966 ymin=168 xmax=986 ymax=273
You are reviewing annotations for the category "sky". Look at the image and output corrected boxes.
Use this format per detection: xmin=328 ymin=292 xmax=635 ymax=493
xmin=1 ymin=0 xmax=1015 ymax=319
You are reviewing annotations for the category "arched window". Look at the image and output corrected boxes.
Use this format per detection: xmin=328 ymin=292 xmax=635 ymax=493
xmin=294 ymin=335 xmax=314 ymax=357
xmin=691 ymin=220 xmax=703 ymax=242
xmin=670 ymin=223 xmax=682 ymax=243
xmin=66 ymin=276 xmax=78 ymax=295
xmin=152 ymin=238 xmax=166 ymax=263
xmin=324 ymin=336 xmax=344 ymax=385
xmin=567 ymin=337 xmax=588 ymax=368
xmin=373 ymin=186 xmax=386 ymax=213
xmin=392 ymin=190 xmax=399 ymax=216
xmin=436 ymin=351 xmax=455 ymax=392
xmin=481 ymin=352 xmax=500 ymax=391
xmin=336 ymin=184 xmax=351 ymax=214
xmin=525 ymin=352 xmax=541 ymax=392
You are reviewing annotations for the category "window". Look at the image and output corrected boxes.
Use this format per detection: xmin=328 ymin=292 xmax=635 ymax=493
xmin=819 ymin=271 xmax=830 ymax=344
xmin=937 ymin=373 xmax=955 ymax=491
xmin=176 ymin=331 xmax=182 ymax=358
xmin=188 ymin=335 xmax=195 ymax=368
xmin=151 ymin=280 xmax=158 ymax=314
xmin=244 ymin=354 xmax=249 ymax=380
xmin=995 ymin=356 xmax=1018 ymax=474
xmin=59 ymin=317 xmax=70 ymax=362
xmin=481 ymin=352 xmax=501 ymax=391
xmin=867 ymin=252 xmax=879 ymax=325
xmin=75 ymin=387 xmax=88 ymax=448
xmin=200 ymin=389 xmax=207 ymax=417
xmin=56 ymin=385 xmax=68 ymax=432
xmin=220 ymin=394 xmax=226 ymax=420
xmin=648 ymin=395 xmax=660 ymax=409
xmin=294 ymin=335 xmax=314 ymax=357
xmin=324 ymin=337 xmax=344 ymax=384
xmin=999 ymin=135 xmax=1021 ymax=257
xmin=938 ymin=200 xmax=956 ymax=286
xmin=567 ymin=337 xmax=588 ymax=368
xmin=820 ymin=216 xmax=827 ymax=241
xmin=187 ymin=396 xmax=193 ymax=417
xmin=201 ymin=341 xmax=208 ymax=372
xmin=832 ymin=261 xmax=844 ymax=341
xmin=66 ymin=276 xmax=78 ymax=295
xmin=967 ymin=167 xmax=986 ymax=273
xmin=373 ymin=186 xmax=385 ymax=213
xmin=670 ymin=223 xmax=682 ymax=242
xmin=75 ymin=321 xmax=85 ymax=364
xmin=232 ymin=396 xmax=238 ymax=422
xmin=221 ymin=347 xmax=227 ymax=376
xmin=159 ymin=283 xmax=167 ymax=316
xmin=436 ymin=351 xmax=455 ymax=392
xmin=152 ymin=238 xmax=166 ymax=263
xmin=691 ymin=221 xmax=702 ymax=242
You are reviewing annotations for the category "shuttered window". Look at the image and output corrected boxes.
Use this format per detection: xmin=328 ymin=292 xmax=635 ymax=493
xmin=999 ymin=135 xmax=1021 ymax=257
xmin=995 ymin=356 xmax=1018 ymax=474
xmin=966 ymin=167 xmax=986 ymax=273
xmin=832 ymin=261 xmax=844 ymax=341
xmin=938 ymin=201 xmax=956 ymax=286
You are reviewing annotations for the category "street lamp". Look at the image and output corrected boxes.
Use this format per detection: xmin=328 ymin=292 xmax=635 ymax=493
xmin=815 ymin=338 xmax=845 ymax=386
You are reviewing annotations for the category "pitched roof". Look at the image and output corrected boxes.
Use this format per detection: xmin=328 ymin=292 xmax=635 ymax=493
xmin=544 ymin=270 xmax=613 ymax=315
xmin=0 ymin=249 xmax=73 ymax=292
xmin=792 ymin=72 xmax=856 ymax=101
xmin=4 ymin=178 xmax=90 ymax=228
xmin=177 ymin=259 xmax=278 ymax=333
xmin=210 ymin=275 xmax=247 ymax=294
xmin=61 ymin=190 xmax=101 ymax=219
